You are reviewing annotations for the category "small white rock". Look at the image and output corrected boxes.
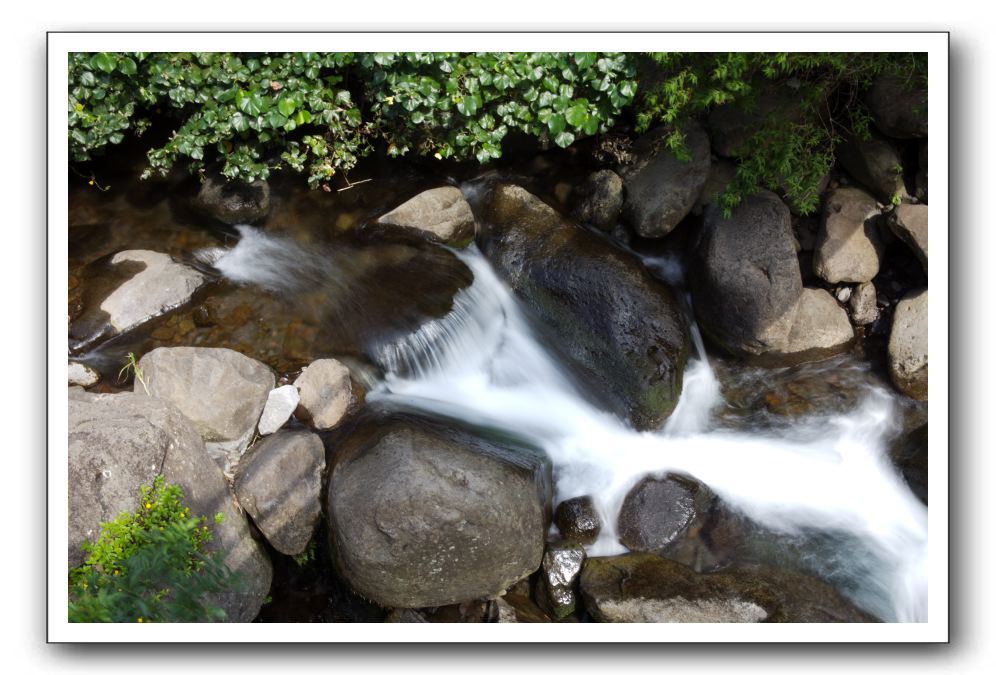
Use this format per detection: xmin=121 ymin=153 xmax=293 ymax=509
xmin=68 ymin=361 xmax=100 ymax=387
xmin=257 ymin=385 xmax=300 ymax=436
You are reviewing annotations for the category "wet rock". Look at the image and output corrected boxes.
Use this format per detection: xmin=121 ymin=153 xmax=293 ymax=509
xmin=538 ymin=541 xmax=586 ymax=619
xmin=495 ymin=579 xmax=553 ymax=623
xmin=889 ymin=423 xmax=928 ymax=505
xmin=293 ymin=358 xmax=361 ymax=431
xmin=580 ymin=553 xmax=876 ymax=623
xmin=385 ymin=608 xmax=430 ymax=623
xmin=328 ymin=416 xmax=550 ymax=608
xmin=373 ymin=186 xmax=476 ymax=247
xmin=570 ymin=170 xmax=624 ymax=231
xmin=554 ymin=496 xmax=602 ymax=544
xmin=479 ymin=184 xmax=689 ymax=430
xmin=888 ymin=289 xmax=928 ymax=400
xmin=617 ymin=473 xmax=714 ymax=554
xmin=889 ymin=203 xmax=928 ymax=273
xmin=257 ymin=384 xmax=300 ymax=436
xmin=136 ymin=347 xmax=275 ymax=470
xmin=849 ymin=281 xmax=880 ymax=326
xmin=620 ymin=122 xmax=711 ymax=238
xmin=68 ymin=391 xmax=272 ymax=622
xmin=234 ymin=430 xmax=324 ymax=555
xmin=836 ymin=132 xmax=905 ymax=203
xmin=814 ymin=188 xmax=885 ymax=284
xmin=68 ymin=361 xmax=100 ymax=387
xmin=69 ymin=250 xmax=205 ymax=352
xmin=866 ymin=73 xmax=928 ymax=139
xmin=193 ymin=174 xmax=270 ymax=225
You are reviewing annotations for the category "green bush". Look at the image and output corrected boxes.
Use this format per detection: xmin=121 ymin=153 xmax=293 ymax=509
xmin=68 ymin=475 xmax=239 ymax=623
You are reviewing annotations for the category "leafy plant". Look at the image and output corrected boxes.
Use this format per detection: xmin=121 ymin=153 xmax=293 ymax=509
xmin=68 ymin=475 xmax=239 ymax=622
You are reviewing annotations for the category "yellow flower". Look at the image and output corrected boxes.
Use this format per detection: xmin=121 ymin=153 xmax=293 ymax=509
xmin=145 ymin=502 xmax=152 ymax=509
xmin=75 ymin=103 xmax=83 ymax=112
xmin=137 ymin=617 xmax=144 ymax=623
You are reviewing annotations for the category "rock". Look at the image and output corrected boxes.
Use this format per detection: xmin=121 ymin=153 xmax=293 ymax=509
xmin=773 ymin=288 xmax=855 ymax=363
xmin=373 ymin=186 xmax=476 ymax=247
xmin=69 ymin=250 xmax=205 ymax=352
xmin=495 ymin=579 xmax=553 ymax=623
xmin=570 ymin=170 xmax=624 ymax=231
xmin=916 ymin=140 xmax=928 ymax=202
xmin=328 ymin=416 xmax=550 ymax=608
xmin=814 ymin=188 xmax=885 ymax=284
xmin=193 ymin=174 xmax=270 ymax=225
xmin=836 ymin=132 xmax=905 ymax=203
xmin=889 ymin=423 xmax=928 ymax=505
xmin=865 ymin=73 xmax=928 ymax=139
xmin=888 ymin=289 xmax=928 ymax=399
xmin=538 ymin=541 xmax=585 ymax=619
xmin=233 ymin=430 xmax=324 ymax=555
xmin=479 ymin=184 xmax=689 ymax=430
xmin=617 ymin=473 xmax=714 ymax=555
xmin=835 ymin=287 xmax=853 ymax=303
xmin=136 ymin=347 xmax=275 ymax=470
xmin=68 ymin=361 xmax=99 ymax=387
xmin=580 ymin=553 xmax=876 ymax=623
xmin=889 ymin=204 xmax=928 ymax=272
xmin=849 ymin=281 xmax=880 ymax=326
xmin=68 ymin=391 xmax=272 ymax=622
xmin=707 ymin=86 xmax=803 ymax=158
xmin=620 ymin=122 xmax=711 ymax=238
xmin=695 ymin=159 xmax=737 ymax=210
xmin=293 ymin=358 xmax=360 ymax=431
xmin=784 ymin=171 xmax=830 ymax=217
xmin=257 ymin=385 xmax=300 ymax=436
xmin=554 ymin=496 xmax=601 ymax=544
xmin=792 ymin=215 xmax=819 ymax=252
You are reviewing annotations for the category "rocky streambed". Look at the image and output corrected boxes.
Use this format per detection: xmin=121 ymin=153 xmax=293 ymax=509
xmin=66 ymin=87 xmax=929 ymax=623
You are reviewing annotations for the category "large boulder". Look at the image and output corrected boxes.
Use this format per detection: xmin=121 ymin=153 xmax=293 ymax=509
xmin=814 ymin=188 xmax=885 ymax=284
xmin=619 ymin=122 xmax=711 ymax=238
xmin=691 ymin=192 xmax=853 ymax=364
xmin=617 ymin=473 xmax=714 ymax=555
xmin=836 ymin=132 xmax=905 ymax=203
xmin=889 ymin=203 xmax=928 ymax=273
xmin=69 ymin=250 xmax=205 ymax=352
xmin=136 ymin=347 xmax=275 ymax=470
xmin=865 ymin=73 xmax=928 ymax=139
xmin=327 ymin=416 xmax=550 ymax=608
xmin=234 ymin=430 xmax=325 ymax=555
xmin=193 ymin=174 xmax=270 ymax=225
xmin=372 ymin=186 xmax=476 ymax=247
xmin=68 ymin=391 xmax=272 ymax=622
xmin=479 ymin=184 xmax=689 ymax=430
xmin=888 ymin=289 xmax=928 ymax=400
xmin=570 ymin=170 xmax=624 ymax=232
xmin=580 ymin=553 xmax=876 ymax=622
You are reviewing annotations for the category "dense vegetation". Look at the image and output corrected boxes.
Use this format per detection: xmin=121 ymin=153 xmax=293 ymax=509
xmin=68 ymin=51 xmax=924 ymax=214
xmin=69 ymin=476 xmax=239 ymax=622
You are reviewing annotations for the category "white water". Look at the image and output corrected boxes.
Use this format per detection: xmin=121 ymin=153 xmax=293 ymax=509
xmin=370 ymin=247 xmax=927 ymax=623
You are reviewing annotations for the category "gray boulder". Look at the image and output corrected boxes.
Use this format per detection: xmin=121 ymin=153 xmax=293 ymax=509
xmin=888 ymin=289 xmax=928 ymax=400
xmin=328 ymin=416 xmax=550 ymax=608
xmin=136 ymin=347 xmax=275 ymax=470
xmin=620 ymin=122 xmax=711 ymax=238
xmin=580 ymin=553 xmax=877 ymax=622
xmin=866 ymin=73 xmax=928 ymax=139
xmin=849 ymin=281 xmax=880 ymax=326
xmin=837 ymin=132 xmax=905 ymax=203
xmin=814 ymin=188 xmax=885 ymax=284
xmin=772 ymin=288 xmax=855 ymax=363
xmin=617 ymin=473 xmax=713 ymax=555
xmin=234 ymin=431 xmax=325 ymax=555
xmin=68 ymin=391 xmax=272 ymax=622
xmin=479 ymin=184 xmax=689 ymax=430
xmin=293 ymin=358 xmax=360 ymax=431
xmin=257 ymin=385 xmax=300 ymax=436
xmin=570 ymin=170 xmax=624 ymax=231
xmin=194 ymin=174 xmax=270 ymax=225
xmin=889 ymin=203 xmax=928 ymax=273
xmin=373 ymin=186 xmax=476 ymax=247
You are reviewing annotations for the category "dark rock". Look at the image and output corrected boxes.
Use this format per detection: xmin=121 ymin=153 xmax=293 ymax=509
xmin=570 ymin=170 xmax=624 ymax=231
xmin=815 ymin=188 xmax=885 ymax=284
xmin=193 ymin=174 xmax=270 ymax=225
xmin=554 ymin=496 xmax=602 ymax=544
xmin=890 ymin=424 xmax=928 ymax=504
xmin=372 ymin=186 xmax=476 ymax=247
xmin=538 ymin=541 xmax=586 ymax=619
xmin=234 ymin=430 xmax=325 ymax=555
xmin=866 ymin=73 xmax=928 ymax=139
xmin=328 ymin=416 xmax=551 ymax=608
xmin=695 ymin=159 xmax=737 ymax=211
xmin=479 ymin=184 xmax=690 ymax=430
xmin=707 ymin=85 xmax=804 ymax=158
xmin=837 ymin=132 xmax=906 ymax=204
xmin=888 ymin=289 xmax=928 ymax=400
xmin=620 ymin=122 xmax=711 ymax=238
xmin=889 ymin=203 xmax=928 ymax=273
xmin=617 ymin=473 xmax=714 ymax=554
xmin=580 ymin=553 xmax=877 ymax=622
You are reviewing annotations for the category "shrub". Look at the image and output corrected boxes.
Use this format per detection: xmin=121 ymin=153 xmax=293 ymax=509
xmin=68 ymin=475 xmax=240 ymax=622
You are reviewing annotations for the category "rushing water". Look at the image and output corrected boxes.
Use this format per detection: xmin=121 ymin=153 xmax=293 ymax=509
xmin=200 ymin=225 xmax=927 ymax=623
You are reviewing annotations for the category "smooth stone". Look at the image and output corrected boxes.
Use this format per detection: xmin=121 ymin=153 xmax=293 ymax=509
xmin=890 ymin=203 xmax=928 ymax=273
xmin=538 ymin=541 xmax=586 ymax=619
xmin=68 ymin=361 xmax=100 ymax=387
xmin=374 ymin=186 xmax=476 ymax=247
xmin=257 ymin=384 xmax=300 ymax=436
xmin=293 ymin=358 xmax=359 ymax=430
xmin=849 ymin=282 xmax=880 ymax=326
xmin=617 ymin=473 xmax=713 ymax=554
xmin=814 ymin=188 xmax=884 ymax=284
xmin=570 ymin=170 xmax=624 ymax=232
xmin=836 ymin=132 xmax=906 ymax=204
xmin=554 ymin=496 xmax=602 ymax=544
xmin=888 ymin=289 xmax=928 ymax=400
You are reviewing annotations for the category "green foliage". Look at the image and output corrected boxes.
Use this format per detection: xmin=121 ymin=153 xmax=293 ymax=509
xmin=68 ymin=475 xmax=239 ymax=622
xmin=117 ymin=351 xmax=148 ymax=394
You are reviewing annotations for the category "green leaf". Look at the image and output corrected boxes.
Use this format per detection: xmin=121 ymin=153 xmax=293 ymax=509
xmin=230 ymin=112 xmax=248 ymax=133
xmin=547 ymin=113 xmax=566 ymax=136
xmin=277 ymin=98 xmax=296 ymax=117
xmin=268 ymin=111 xmax=288 ymax=129
xmin=554 ymin=131 xmax=576 ymax=148
xmin=119 ymin=57 xmax=138 ymax=76
xmin=565 ymin=103 xmax=588 ymax=129
xmin=90 ymin=53 xmax=115 ymax=74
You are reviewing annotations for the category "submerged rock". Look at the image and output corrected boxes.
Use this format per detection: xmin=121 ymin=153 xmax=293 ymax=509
xmin=888 ymin=289 xmax=928 ymax=400
xmin=479 ymin=184 xmax=689 ymax=430
xmin=136 ymin=347 xmax=275 ymax=470
xmin=620 ymin=122 xmax=711 ymax=238
xmin=327 ymin=416 xmax=550 ymax=608
xmin=554 ymin=496 xmax=602 ymax=544
xmin=234 ymin=430 xmax=324 ymax=555
xmin=293 ymin=358 xmax=361 ymax=430
xmin=372 ymin=186 xmax=476 ymax=247
xmin=193 ymin=174 xmax=270 ymax=225
xmin=617 ymin=473 xmax=714 ymax=555
xmin=815 ymin=188 xmax=885 ymax=284
xmin=580 ymin=553 xmax=877 ymax=623
xmin=68 ymin=391 xmax=272 ymax=622
xmin=570 ymin=170 xmax=624 ymax=232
